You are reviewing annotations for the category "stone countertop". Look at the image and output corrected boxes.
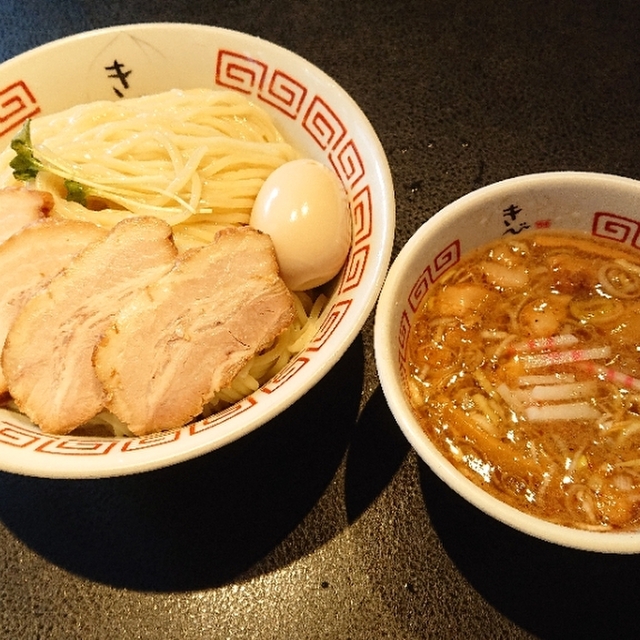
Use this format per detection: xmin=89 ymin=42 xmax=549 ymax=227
xmin=1 ymin=1 xmax=640 ymax=638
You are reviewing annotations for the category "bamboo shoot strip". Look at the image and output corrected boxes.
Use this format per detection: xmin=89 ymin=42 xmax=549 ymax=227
xmin=529 ymin=381 xmax=597 ymax=402
xmin=525 ymin=403 xmax=601 ymax=421
xmin=518 ymin=373 xmax=576 ymax=386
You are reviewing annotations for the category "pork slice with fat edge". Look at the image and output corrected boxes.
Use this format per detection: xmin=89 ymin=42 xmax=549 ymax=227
xmin=94 ymin=226 xmax=296 ymax=435
xmin=2 ymin=216 xmax=178 ymax=434
xmin=0 ymin=187 xmax=54 ymax=245
xmin=0 ymin=218 xmax=107 ymax=394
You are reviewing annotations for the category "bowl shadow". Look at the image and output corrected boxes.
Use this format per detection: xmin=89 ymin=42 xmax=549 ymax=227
xmin=344 ymin=384 xmax=411 ymax=524
xmin=418 ymin=461 xmax=640 ymax=640
xmin=0 ymin=338 xmax=364 ymax=592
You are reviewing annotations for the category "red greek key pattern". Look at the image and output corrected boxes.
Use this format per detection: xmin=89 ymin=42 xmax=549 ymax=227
xmin=0 ymin=421 xmax=42 ymax=448
xmin=408 ymin=268 xmax=431 ymax=313
xmin=397 ymin=359 xmax=409 ymax=386
xmin=262 ymin=356 xmax=310 ymax=393
xmin=340 ymin=244 xmax=368 ymax=293
xmin=259 ymin=69 xmax=307 ymax=118
xmin=433 ymin=239 xmax=460 ymax=275
xmin=398 ymin=310 xmax=411 ymax=363
xmin=189 ymin=395 xmax=258 ymax=434
xmin=302 ymin=95 xmax=347 ymax=150
xmin=0 ymin=80 xmax=41 ymax=137
xmin=397 ymin=311 xmax=413 ymax=387
xmin=306 ymin=299 xmax=353 ymax=351
xmin=35 ymin=438 xmax=118 ymax=456
xmin=331 ymin=139 xmax=365 ymax=190
xmin=121 ymin=430 xmax=181 ymax=451
xmin=300 ymin=96 xmax=365 ymax=189
xmin=408 ymin=240 xmax=460 ymax=312
xmin=351 ymin=185 xmax=373 ymax=245
xmin=592 ymin=212 xmax=640 ymax=248
xmin=216 ymin=51 xmax=307 ymax=119
xmin=216 ymin=50 xmax=267 ymax=95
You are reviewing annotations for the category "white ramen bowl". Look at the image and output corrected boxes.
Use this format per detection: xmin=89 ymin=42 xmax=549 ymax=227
xmin=375 ymin=171 xmax=640 ymax=553
xmin=0 ymin=23 xmax=395 ymax=478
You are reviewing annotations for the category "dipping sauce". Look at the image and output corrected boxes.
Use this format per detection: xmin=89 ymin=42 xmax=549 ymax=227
xmin=405 ymin=229 xmax=640 ymax=531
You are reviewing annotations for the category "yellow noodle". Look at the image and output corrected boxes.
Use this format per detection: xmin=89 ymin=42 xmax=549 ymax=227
xmin=5 ymin=88 xmax=299 ymax=227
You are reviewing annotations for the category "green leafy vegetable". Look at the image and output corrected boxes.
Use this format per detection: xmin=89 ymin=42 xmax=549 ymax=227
xmin=64 ymin=180 xmax=88 ymax=206
xmin=9 ymin=120 xmax=44 ymax=181
xmin=9 ymin=120 xmax=90 ymax=206
xmin=7 ymin=120 xmax=189 ymax=218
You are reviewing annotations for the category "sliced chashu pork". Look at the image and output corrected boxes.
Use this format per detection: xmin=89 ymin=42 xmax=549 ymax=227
xmin=0 ymin=187 xmax=54 ymax=245
xmin=2 ymin=216 xmax=178 ymax=434
xmin=0 ymin=218 xmax=107 ymax=394
xmin=94 ymin=226 xmax=296 ymax=435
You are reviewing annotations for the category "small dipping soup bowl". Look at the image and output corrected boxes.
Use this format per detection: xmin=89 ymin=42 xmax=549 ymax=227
xmin=375 ymin=171 xmax=640 ymax=553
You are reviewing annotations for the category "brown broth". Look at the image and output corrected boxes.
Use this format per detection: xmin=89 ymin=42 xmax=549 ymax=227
xmin=406 ymin=229 xmax=640 ymax=531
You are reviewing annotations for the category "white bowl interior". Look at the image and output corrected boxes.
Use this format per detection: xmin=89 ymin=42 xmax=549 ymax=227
xmin=375 ymin=171 xmax=640 ymax=553
xmin=0 ymin=23 xmax=395 ymax=478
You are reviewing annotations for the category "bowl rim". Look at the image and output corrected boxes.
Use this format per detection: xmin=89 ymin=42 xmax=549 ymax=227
xmin=0 ymin=22 xmax=396 ymax=478
xmin=375 ymin=170 xmax=640 ymax=553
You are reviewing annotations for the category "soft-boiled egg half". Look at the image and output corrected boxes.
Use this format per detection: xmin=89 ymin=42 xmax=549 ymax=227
xmin=250 ymin=159 xmax=351 ymax=291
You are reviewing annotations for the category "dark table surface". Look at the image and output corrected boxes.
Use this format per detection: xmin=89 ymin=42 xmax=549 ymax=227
xmin=2 ymin=1 xmax=640 ymax=638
